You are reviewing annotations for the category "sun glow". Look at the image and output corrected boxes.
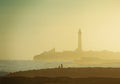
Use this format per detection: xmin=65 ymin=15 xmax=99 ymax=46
xmin=1 ymin=0 xmax=120 ymax=60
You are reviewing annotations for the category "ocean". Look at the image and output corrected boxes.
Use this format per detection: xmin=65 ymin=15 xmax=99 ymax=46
xmin=0 ymin=60 xmax=67 ymax=73
xmin=1 ymin=60 xmax=120 ymax=73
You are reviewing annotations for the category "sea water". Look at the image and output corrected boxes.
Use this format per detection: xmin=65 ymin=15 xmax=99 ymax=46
xmin=1 ymin=60 xmax=120 ymax=73
xmin=0 ymin=60 xmax=67 ymax=72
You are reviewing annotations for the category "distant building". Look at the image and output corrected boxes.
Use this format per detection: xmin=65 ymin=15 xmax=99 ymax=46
xmin=77 ymin=29 xmax=82 ymax=52
xmin=33 ymin=29 xmax=120 ymax=65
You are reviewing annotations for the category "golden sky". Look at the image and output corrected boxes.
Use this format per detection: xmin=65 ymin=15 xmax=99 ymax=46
xmin=1 ymin=0 xmax=120 ymax=60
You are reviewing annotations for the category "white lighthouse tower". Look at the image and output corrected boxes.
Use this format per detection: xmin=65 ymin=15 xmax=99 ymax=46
xmin=77 ymin=29 xmax=82 ymax=52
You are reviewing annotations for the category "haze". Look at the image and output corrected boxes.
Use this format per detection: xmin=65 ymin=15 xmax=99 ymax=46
xmin=1 ymin=0 xmax=120 ymax=60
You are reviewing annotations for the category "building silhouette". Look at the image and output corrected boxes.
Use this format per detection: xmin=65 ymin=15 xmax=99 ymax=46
xmin=34 ymin=29 xmax=120 ymax=65
xmin=77 ymin=29 xmax=82 ymax=52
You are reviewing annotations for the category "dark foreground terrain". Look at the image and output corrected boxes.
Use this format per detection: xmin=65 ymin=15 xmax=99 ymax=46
xmin=1 ymin=77 xmax=120 ymax=84
xmin=1 ymin=68 xmax=120 ymax=84
xmin=7 ymin=68 xmax=120 ymax=78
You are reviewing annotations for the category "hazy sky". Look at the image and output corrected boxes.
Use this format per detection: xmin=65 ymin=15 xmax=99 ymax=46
xmin=1 ymin=0 xmax=120 ymax=60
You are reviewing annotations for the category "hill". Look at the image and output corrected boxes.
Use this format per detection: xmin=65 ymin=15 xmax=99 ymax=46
xmin=7 ymin=68 xmax=120 ymax=78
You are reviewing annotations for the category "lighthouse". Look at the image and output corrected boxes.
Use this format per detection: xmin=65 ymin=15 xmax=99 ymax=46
xmin=77 ymin=29 xmax=82 ymax=52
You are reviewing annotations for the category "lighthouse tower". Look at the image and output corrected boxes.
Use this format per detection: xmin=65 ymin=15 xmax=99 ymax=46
xmin=77 ymin=29 xmax=82 ymax=52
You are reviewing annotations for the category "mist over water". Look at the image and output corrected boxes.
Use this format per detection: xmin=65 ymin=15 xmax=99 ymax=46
xmin=0 ymin=60 xmax=71 ymax=72
xmin=1 ymin=60 xmax=120 ymax=73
